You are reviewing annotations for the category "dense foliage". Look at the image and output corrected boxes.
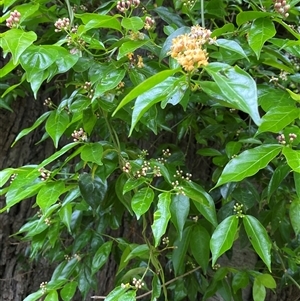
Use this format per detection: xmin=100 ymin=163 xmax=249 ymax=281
xmin=1 ymin=0 xmax=300 ymax=300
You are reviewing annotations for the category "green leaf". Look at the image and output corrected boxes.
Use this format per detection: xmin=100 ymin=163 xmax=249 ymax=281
xmin=0 ymin=58 xmax=18 ymax=79
xmin=79 ymin=174 xmax=107 ymax=209
xmin=12 ymin=111 xmax=51 ymax=146
xmin=91 ymin=241 xmax=113 ymax=276
xmin=104 ymin=286 xmax=126 ymax=301
xmin=236 ymin=11 xmax=273 ymax=26
xmin=267 ymin=164 xmax=290 ymax=200
xmin=172 ymin=226 xmax=192 ymax=276
xmin=121 ymin=16 xmax=144 ymax=31
xmin=215 ymin=145 xmax=282 ymax=188
xmin=151 ymin=274 xmax=161 ymax=300
xmin=45 ymin=110 xmax=70 ymax=148
xmin=36 ymin=181 xmax=65 ymax=212
xmin=112 ymin=69 xmax=179 ymax=115
xmin=210 ymin=215 xmax=239 ymax=266
xmin=204 ymin=62 xmax=261 ymax=126
xmin=216 ymin=39 xmax=249 ymax=61
xmin=0 ymin=168 xmax=14 ymax=188
xmin=125 ymin=244 xmax=149 ymax=262
xmin=170 ymin=194 xmax=190 ymax=241
xmin=232 ymin=271 xmax=249 ymax=293
xmin=190 ymin=224 xmax=210 ymax=273
xmin=23 ymin=291 xmax=44 ymax=301
xmin=182 ymin=181 xmax=217 ymax=227
xmin=80 ymin=143 xmax=103 ymax=165
xmin=117 ymin=40 xmax=150 ymax=60
xmin=129 ymin=76 xmax=185 ymax=135
xmin=248 ymin=18 xmax=276 ymax=59
xmin=286 ymin=88 xmax=300 ymax=103
xmin=253 ymin=278 xmax=266 ymax=301
xmin=243 ymin=215 xmax=272 ymax=272
xmin=256 ymin=274 xmax=276 ymax=289
xmin=44 ymin=290 xmax=59 ymax=301
xmin=154 ymin=6 xmax=185 ymax=27
xmin=0 ymin=29 xmax=37 ymax=64
xmin=151 ymin=192 xmax=171 ymax=247
xmin=131 ymin=186 xmax=154 ymax=219
xmin=82 ymin=107 xmax=97 ymax=135
xmin=60 ymin=282 xmax=77 ymax=301
xmin=59 ymin=204 xmax=72 ymax=233
xmin=258 ymin=106 xmax=299 ymax=134
xmin=282 ymin=147 xmax=300 ymax=173
xmin=290 ymin=199 xmax=300 ymax=235
xmin=123 ymin=177 xmax=148 ymax=194
xmin=294 ymin=172 xmax=300 ymax=198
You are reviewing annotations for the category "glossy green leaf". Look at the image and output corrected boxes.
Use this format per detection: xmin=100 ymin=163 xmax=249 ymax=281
xmin=59 ymin=258 xmax=78 ymax=279
xmin=236 ymin=11 xmax=273 ymax=26
xmin=258 ymin=106 xmax=299 ymax=134
xmin=216 ymin=39 xmax=249 ymax=61
xmin=0 ymin=58 xmax=18 ymax=79
xmin=210 ymin=215 xmax=239 ymax=266
xmin=131 ymin=186 xmax=154 ymax=219
xmin=23 ymin=291 xmax=44 ymax=301
xmin=282 ymin=147 xmax=300 ymax=173
xmin=75 ymin=13 xmax=122 ymax=33
xmin=204 ymin=62 xmax=261 ymax=126
xmin=151 ymin=274 xmax=161 ymax=300
xmin=117 ymin=40 xmax=149 ymax=60
xmin=215 ymin=145 xmax=282 ymax=188
xmin=248 ymin=18 xmax=276 ymax=59
xmin=290 ymin=199 xmax=300 ymax=235
xmin=36 ymin=181 xmax=65 ymax=212
xmin=60 ymin=282 xmax=77 ymax=301
xmin=151 ymin=192 xmax=171 ymax=247
xmin=80 ymin=143 xmax=103 ymax=165
xmin=243 ymin=215 xmax=272 ymax=272
xmin=45 ymin=110 xmax=70 ymax=148
xmin=79 ymin=174 xmax=107 ymax=209
xmin=256 ymin=274 xmax=276 ymax=289
xmin=232 ymin=271 xmax=249 ymax=293
xmin=112 ymin=69 xmax=179 ymax=115
xmin=12 ymin=111 xmax=51 ymax=146
xmin=91 ymin=241 xmax=113 ymax=275
xmin=0 ymin=29 xmax=37 ymax=64
xmin=182 ymin=181 xmax=217 ymax=227
xmin=44 ymin=290 xmax=59 ymax=301
xmin=190 ymin=224 xmax=210 ymax=273
xmin=104 ymin=286 xmax=126 ymax=301
xmin=154 ymin=6 xmax=185 ymax=27
xmin=0 ymin=168 xmax=14 ymax=188
xmin=253 ymin=278 xmax=266 ymax=301
xmin=82 ymin=107 xmax=97 ymax=135
xmin=123 ymin=177 xmax=148 ymax=194
xmin=170 ymin=194 xmax=190 ymax=241
xmin=121 ymin=16 xmax=144 ymax=31
xmin=286 ymin=88 xmax=300 ymax=103
xmin=172 ymin=226 xmax=192 ymax=276
xmin=59 ymin=204 xmax=72 ymax=233
xmin=125 ymin=244 xmax=149 ymax=262
xmin=129 ymin=76 xmax=185 ymax=135
xmin=267 ymin=164 xmax=290 ymax=200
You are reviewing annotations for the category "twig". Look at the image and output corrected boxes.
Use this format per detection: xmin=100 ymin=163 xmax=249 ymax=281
xmin=91 ymin=266 xmax=201 ymax=300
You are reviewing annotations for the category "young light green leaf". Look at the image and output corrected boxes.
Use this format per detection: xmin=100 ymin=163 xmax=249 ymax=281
xmin=243 ymin=215 xmax=272 ymax=272
xmin=0 ymin=29 xmax=37 ymax=64
xmin=91 ymin=241 xmax=113 ymax=276
xmin=256 ymin=274 xmax=276 ymax=289
xmin=190 ymin=224 xmax=210 ymax=273
xmin=112 ymin=69 xmax=179 ymax=116
xmin=236 ymin=11 xmax=273 ymax=26
xmin=80 ymin=143 xmax=103 ymax=165
xmin=210 ymin=215 xmax=239 ymax=266
xmin=131 ymin=186 xmax=154 ymax=219
xmin=121 ymin=17 xmax=144 ymax=31
xmin=253 ymin=278 xmax=266 ymax=301
xmin=60 ymin=281 xmax=77 ymax=301
xmin=290 ymin=199 xmax=300 ymax=235
xmin=257 ymin=106 xmax=299 ymax=134
xmin=204 ymin=62 xmax=261 ymax=126
xmin=23 ymin=291 xmax=44 ymax=301
xmin=0 ymin=168 xmax=14 ymax=188
xmin=45 ymin=110 xmax=70 ymax=148
xmin=215 ymin=145 xmax=282 ymax=188
xmin=248 ymin=18 xmax=276 ymax=59
xmin=151 ymin=192 xmax=171 ymax=247
xmin=286 ymin=88 xmax=300 ymax=103
xmin=117 ymin=40 xmax=149 ymax=60
xmin=104 ymin=286 xmax=126 ymax=301
xmin=36 ymin=181 xmax=65 ymax=212
xmin=282 ymin=147 xmax=300 ymax=173
xmin=170 ymin=194 xmax=190 ymax=240
xmin=44 ymin=290 xmax=59 ymax=301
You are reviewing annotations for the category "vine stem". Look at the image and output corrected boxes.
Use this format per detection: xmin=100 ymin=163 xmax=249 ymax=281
xmin=91 ymin=266 xmax=202 ymax=299
xmin=201 ymin=0 xmax=205 ymax=27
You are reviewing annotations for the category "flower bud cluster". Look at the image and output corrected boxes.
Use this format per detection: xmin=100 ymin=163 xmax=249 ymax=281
xmin=233 ymin=203 xmax=244 ymax=218
xmin=144 ymin=16 xmax=155 ymax=30
xmin=43 ymin=97 xmax=53 ymax=107
xmin=64 ymin=253 xmax=81 ymax=261
xmin=182 ymin=0 xmax=196 ymax=8
xmin=169 ymin=25 xmax=214 ymax=72
xmin=122 ymin=161 xmax=131 ymax=173
xmin=10 ymin=173 xmax=17 ymax=183
xmin=117 ymin=0 xmax=140 ymax=12
xmin=132 ymin=277 xmax=144 ymax=289
xmin=40 ymin=281 xmax=48 ymax=294
xmin=72 ymin=128 xmax=87 ymax=142
xmin=6 ymin=10 xmax=21 ymax=28
xmin=172 ymin=180 xmax=185 ymax=195
xmin=277 ymin=133 xmax=297 ymax=144
xmin=54 ymin=17 xmax=70 ymax=32
xmin=38 ymin=168 xmax=51 ymax=181
xmin=162 ymin=236 xmax=169 ymax=245
xmin=44 ymin=217 xmax=51 ymax=226
xmin=127 ymin=52 xmax=144 ymax=68
xmin=157 ymin=149 xmax=171 ymax=164
xmin=82 ymin=81 xmax=94 ymax=99
xmin=135 ymin=161 xmax=151 ymax=177
xmin=273 ymin=0 xmax=290 ymax=17
xmin=174 ymin=169 xmax=192 ymax=181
